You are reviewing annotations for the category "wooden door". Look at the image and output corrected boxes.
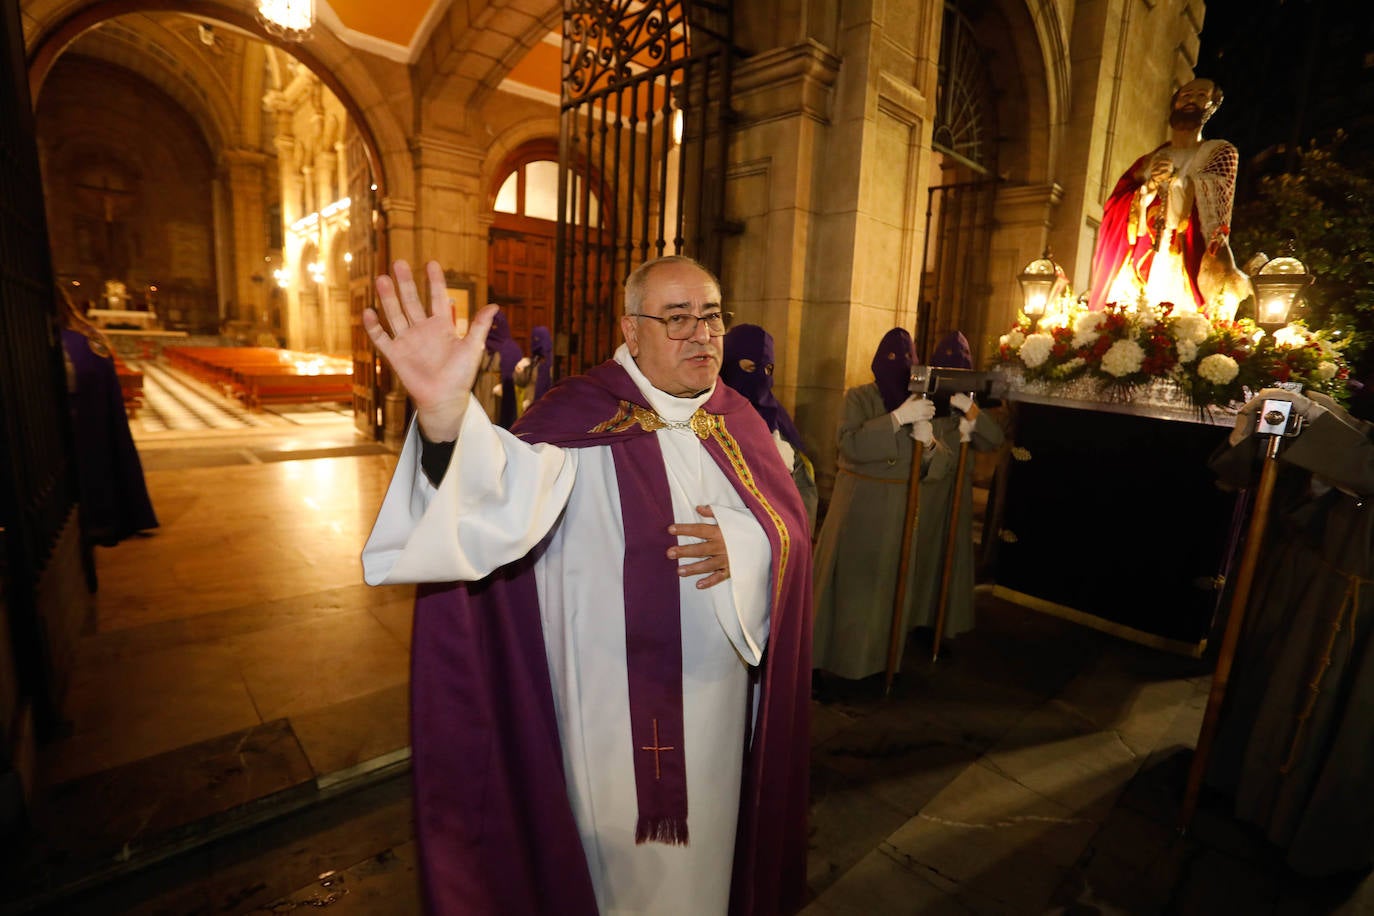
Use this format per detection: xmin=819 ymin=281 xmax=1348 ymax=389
xmin=345 ymin=132 xmax=381 ymax=438
xmin=488 ymin=215 xmax=555 ymax=353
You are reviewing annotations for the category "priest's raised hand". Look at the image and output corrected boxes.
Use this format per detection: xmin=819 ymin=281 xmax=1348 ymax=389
xmin=362 ymin=258 xmax=497 ymax=442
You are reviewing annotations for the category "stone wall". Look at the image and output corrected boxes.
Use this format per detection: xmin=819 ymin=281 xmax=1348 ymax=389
xmin=37 ymin=55 xmax=219 ymax=333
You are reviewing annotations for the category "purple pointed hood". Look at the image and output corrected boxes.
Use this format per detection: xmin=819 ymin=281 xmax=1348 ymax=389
xmin=930 ymin=330 xmax=973 ymax=370
xmin=720 ymin=324 xmax=806 ymax=454
xmin=484 ymin=310 xmax=523 ymax=379
xmin=871 ymin=327 xmax=915 ymax=412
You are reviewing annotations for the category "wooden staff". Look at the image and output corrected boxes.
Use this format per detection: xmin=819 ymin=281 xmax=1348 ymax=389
xmin=1178 ymin=430 xmax=1286 ymax=831
xmin=884 ymin=433 xmax=925 ymax=695
xmin=931 ymin=429 xmax=973 ymax=662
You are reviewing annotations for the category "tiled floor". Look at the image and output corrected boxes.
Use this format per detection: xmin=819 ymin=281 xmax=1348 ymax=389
xmin=15 ymin=374 xmax=1374 ymax=914
xmin=42 ymin=404 xmax=410 ymax=789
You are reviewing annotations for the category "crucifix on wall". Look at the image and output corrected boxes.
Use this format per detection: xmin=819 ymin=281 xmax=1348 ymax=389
xmin=73 ymin=166 xmax=139 ymax=283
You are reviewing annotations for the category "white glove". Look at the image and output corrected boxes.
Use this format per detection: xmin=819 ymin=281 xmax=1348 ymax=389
xmin=911 ymin=419 xmax=935 ymax=448
xmin=891 ymin=395 xmax=936 ymax=427
xmin=958 ymin=414 xmax=977 ymax=443
xmin=949 ymin=392 xmax=975 ymax=414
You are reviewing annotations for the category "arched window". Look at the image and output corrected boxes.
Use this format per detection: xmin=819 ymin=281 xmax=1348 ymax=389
xmin=493 ymin=158 xmax=601 ymax=226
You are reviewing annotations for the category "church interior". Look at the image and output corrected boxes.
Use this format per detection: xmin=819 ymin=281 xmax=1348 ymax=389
xmin=4 ymin=0 xmax=1374 ymax=912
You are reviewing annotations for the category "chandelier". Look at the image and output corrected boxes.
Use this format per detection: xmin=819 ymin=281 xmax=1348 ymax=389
xmin=257 ymin=0 xmax=314 ymax=41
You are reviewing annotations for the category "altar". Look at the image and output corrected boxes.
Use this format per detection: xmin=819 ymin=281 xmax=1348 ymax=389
xmin=985 ymin=378 xmax=1241 ymax=656
xmin=88 ymin=307 xmax=159 ymax=329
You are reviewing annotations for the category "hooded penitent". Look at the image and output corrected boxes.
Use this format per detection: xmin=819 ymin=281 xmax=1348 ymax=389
xmin=530 ymin=325 xmax=553 ymax=402
xmin=484 ymin=311 xmax=524 ymax=428
xmin=720 ymin=323 xmax=806 ymax=455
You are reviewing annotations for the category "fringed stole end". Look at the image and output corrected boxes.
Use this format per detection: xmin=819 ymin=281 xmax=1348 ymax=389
xmin=635 ymin=815 xmax=689 ymax=846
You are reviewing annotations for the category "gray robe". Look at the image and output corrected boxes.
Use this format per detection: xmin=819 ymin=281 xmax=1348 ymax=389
xmin=812 ymin=383 xmax=953 ymax=679
xmin=1208 ymin=393 xmax=1374 ymax=875
xmin=908 ymin=410 xmax=1004 ymax=638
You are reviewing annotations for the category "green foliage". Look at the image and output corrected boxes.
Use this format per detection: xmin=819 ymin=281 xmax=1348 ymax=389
xmin=1232 ymin=135 xmax=1374 ymax=372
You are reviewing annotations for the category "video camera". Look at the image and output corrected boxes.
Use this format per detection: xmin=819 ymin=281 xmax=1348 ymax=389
xmin=908 ymin=367 xmax=1004 ymax=413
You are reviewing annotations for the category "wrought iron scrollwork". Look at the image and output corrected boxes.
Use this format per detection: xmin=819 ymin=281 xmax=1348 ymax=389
xmin=934 ymin=3 xmax=996 ymax=172
xmin=564 ymin=0 xmax=688 ymax=102
xmin=556 ymin=0 xmax=732 ymax=377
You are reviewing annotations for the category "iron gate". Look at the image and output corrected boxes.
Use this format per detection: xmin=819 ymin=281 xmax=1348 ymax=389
xmin=556 ymin=0 xmax=734 ymax=376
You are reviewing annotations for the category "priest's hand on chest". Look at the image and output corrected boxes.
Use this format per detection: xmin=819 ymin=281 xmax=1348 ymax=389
xmin=364 ymin=259 xmax=496 ymax=442
xmin=667 ymin=505 xmax=731 ymax=589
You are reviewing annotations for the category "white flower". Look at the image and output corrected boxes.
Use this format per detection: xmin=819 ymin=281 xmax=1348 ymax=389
xmin=1176 ymin=339 xmax=1199 ymax=364
xmin=1072 ymin=312 xmax=1106 ymax=349
xmin=1316 ymin=360 xmax=1338 ymax=381
xmin=1100 ymin=339 xmax=1145 ymax=377
xmin=1273 ymin=324 xmax=1309 ymax=349
xmin=1197 ymin=353 xmax=1239 ymax=385
xmin=1173 ymin=313 xmax=1212 ymax=345
xmin=1019 ymin=333 xmax=1054 ymax=368
xmin=1005 ymin=328 xmax=1026 ymax=349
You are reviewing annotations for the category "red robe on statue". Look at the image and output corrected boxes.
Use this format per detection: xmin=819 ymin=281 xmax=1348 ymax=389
xmin=1088 ymin=139 xmax=1238 ymax=313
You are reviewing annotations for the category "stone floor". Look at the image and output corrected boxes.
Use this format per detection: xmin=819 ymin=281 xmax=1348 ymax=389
xmin=7 ymin=390 xmax=1374 ymax=914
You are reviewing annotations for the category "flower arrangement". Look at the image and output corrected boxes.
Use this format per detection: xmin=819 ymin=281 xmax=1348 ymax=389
xmin=994 ymin=301 xmax=1350 ymax=409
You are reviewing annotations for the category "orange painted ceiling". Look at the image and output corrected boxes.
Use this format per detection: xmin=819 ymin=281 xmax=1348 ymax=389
xmin=328 ymin=0 xmax=434 ymax=47
xmin=325 ymin=0 xmax=560 ymax=96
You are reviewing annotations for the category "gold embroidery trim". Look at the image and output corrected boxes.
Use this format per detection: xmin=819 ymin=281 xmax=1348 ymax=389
xmin=708 ymin=419 xmax=791 ymax=607
xmin=589 ymin=401 xmax=791 ymax=604
xmin=589 ymin=401 xmax=714 ymax=439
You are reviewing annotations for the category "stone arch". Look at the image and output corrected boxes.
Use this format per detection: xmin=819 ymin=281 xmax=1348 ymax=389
xmin=937 ymin=0 xmax=1067 ymax=184
xmin=417 ymin=0 xmax=559 ymax=125
xmin=479 ymin=123 xmax=558 ymax=212
xmin=25 ymin=0 xmax=412 ymax=202
xmin=1022 ymin=0 xmax=1070 ymax=179
xmin=37 ymin=15 xmax=236 ymax=153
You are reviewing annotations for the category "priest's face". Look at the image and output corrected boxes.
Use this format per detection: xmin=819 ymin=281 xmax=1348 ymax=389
xmin=621 ymin=261 xmax=724 ymax=397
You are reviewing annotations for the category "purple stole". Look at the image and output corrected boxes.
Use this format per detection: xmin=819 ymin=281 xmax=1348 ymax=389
xmin=408 ymin=360 xmax=812 ymax=915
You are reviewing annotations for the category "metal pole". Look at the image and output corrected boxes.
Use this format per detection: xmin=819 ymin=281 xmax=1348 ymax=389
xmin=1179 ymin=432 xmax=1285 ymax=831
xmin=931 ymin=436 xmax=972 ymax=661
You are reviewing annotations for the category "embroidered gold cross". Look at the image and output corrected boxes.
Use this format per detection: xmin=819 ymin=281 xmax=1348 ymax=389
xmin=640 ymin=718 xmax=675 ymax=780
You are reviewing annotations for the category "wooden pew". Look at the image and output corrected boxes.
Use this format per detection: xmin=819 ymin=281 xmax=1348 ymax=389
xmin=162 ymin=346 xmax=352 ymax=411
xmin=239 ymin=369 xmax=353 ymax=411
xmin=113 ymin=357 xmax=144 ymax=418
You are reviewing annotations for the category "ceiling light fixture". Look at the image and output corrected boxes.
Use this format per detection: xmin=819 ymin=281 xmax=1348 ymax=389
xmin=257 ymin=0 xmax=314 ymax=42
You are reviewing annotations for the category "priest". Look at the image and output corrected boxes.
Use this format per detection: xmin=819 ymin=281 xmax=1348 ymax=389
xmin=361 ymin=257 xmax=812 ymax=915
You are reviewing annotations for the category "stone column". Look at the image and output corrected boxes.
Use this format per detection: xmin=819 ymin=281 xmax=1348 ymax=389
xmin=334 ymin=141 xmax=348 ymax=204
xmin=724 ymin=40 xmax=842 ymax=487
xmin=267 ymin=91 xmax=302 ymax=346
xmin=378 ymin=196 xmax=416 ymax=450
xmin=408 ymin=133 xmax=487 ymax=300
xmin=222 ymin=149 xmax=270 ymax=329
